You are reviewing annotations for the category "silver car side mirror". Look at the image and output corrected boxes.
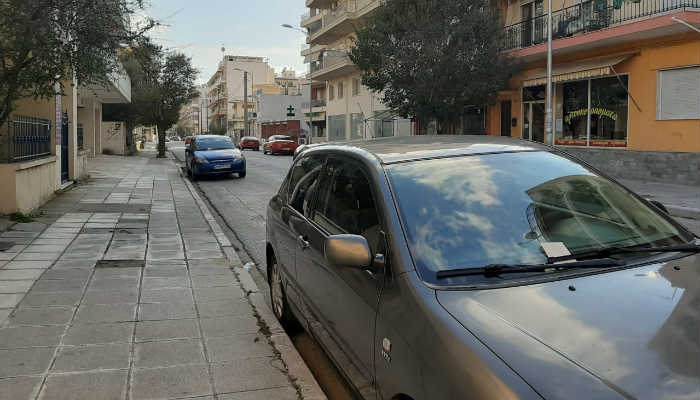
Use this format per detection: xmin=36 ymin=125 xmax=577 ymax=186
xmin=325 ymin=234 xmax=372 ymax=269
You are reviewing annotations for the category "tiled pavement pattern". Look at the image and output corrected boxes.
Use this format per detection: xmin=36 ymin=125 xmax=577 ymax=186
xmin=0 ymin=155 xmax=302 ymax=400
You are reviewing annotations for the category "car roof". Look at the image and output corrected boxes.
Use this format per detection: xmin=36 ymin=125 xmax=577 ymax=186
xmin=304 ymin=135 xmax=551 ymax=164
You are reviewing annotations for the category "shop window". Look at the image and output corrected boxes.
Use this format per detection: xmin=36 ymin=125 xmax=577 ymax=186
xmin=590 ymin=76 xmax=628 ymax=147
xmin=350 ymin=113 xmax=364 ymax=140
xmin=559 ymin=80 xmax=588 ymax=146
xmin=658 ymin=67 xmax=700 ymax=120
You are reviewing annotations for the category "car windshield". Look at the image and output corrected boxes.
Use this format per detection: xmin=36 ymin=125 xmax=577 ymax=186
xmin=196 ymin=137 xmax=234 ymax=150
xmin=386 ymin=151 xmax=693 ymax=285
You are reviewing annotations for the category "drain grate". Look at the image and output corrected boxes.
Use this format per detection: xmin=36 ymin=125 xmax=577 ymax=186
xmin=0 ymin=241 xmax=15 ymax=251
xmin=95 ymin=260 xmax=145 ymax=268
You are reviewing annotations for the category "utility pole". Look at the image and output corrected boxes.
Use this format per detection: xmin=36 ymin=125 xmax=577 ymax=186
xmin=244 ymin=71 xmax=249 ymax=137
xmin=545 ymin=0 xmax=553 ymax=145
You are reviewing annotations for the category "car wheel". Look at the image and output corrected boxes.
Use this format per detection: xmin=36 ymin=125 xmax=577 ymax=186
xmin=238 ymin=170 xmax=246 ymax=178
xmin=269 ymin=255 xmax=298 ymax=329
xmin=190 ymin=163 xmax=198 ymax=181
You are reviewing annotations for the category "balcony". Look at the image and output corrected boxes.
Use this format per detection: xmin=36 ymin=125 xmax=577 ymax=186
xmin=308 ymin=0 xmax=381 ymax=44
xmin=86 ymin=62 xmax=131 ymax=104
xmin=301 ymin=8 xmax=322 ymax=27
xmin=503 ymin=0 xmax=700 ymax=54
xmin=310 ymin=52 xmax=356 ymax=80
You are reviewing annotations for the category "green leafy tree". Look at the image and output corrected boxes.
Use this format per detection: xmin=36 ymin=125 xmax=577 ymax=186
xmin=104 ymin=41 xmax=198 ymax=157
xmin=349 ymin=0 xmax=519 ymax=134
xmin=0 ymin=0 xmax=155 ymax=128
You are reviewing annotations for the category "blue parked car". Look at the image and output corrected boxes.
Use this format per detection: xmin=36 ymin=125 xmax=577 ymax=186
xmin=185 ymin=135 xmax=246 ymax=179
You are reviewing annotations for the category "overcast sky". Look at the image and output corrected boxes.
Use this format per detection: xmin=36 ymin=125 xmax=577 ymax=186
xmin=146 ymin=0 xmax=308 ymax=84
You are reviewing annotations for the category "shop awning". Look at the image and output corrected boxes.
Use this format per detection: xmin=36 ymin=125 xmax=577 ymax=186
xmin=522 ymin=54 xmax=633 ymax=87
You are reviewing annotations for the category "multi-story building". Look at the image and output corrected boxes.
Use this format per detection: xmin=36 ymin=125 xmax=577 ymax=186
xmin=489 ymin=0 xmax=699 ymax=184
xmin=275 ymin=68 xmax=306 ymax=95
xmin=300 ymin=0 xmax=414 ymax=143
xmin=206 ymin=56 xmax=276 ymax=138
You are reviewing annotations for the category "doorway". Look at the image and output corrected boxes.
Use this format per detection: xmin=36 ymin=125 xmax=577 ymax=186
xmin=522 ymin=102 xmax=545 ymax=143
xmin=500 ymin=101 xmax=512 ymax=137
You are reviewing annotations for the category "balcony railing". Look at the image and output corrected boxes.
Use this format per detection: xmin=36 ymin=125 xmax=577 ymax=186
xmin=503 ymin=0 xmax=700 ymax=51
xmin=311 ymin=51 xmax=351 ymax=74
xmin=0 ymin=116 xmax=52 ymax=163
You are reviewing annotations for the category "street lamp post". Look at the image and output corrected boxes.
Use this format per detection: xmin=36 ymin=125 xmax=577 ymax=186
xmin=546 ymin=0 xmax=554 ymax=145
xmin=232 ymin=68 xmax=254 ymax=139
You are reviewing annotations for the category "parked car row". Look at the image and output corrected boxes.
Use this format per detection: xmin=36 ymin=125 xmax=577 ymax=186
xmin=266 ymin=135 xmax=700 ymax=400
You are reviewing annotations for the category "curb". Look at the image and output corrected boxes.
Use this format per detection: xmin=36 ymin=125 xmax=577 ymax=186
xmin=667 ymin=205 xmax=700 ymax=221
xmin=175 ymin=156 xmax=327 ymax=400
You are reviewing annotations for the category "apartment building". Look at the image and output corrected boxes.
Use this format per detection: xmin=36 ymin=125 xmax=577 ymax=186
xmin=301 ymin=0 xmax=414 ymax=143
xmin=207 ymin=56 xmax=276 ymax=137
xmin=489 ymin=0 xmax=699 ymax=184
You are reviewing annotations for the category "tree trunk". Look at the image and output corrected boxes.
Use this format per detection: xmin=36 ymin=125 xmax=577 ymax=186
xmin=157 ymin=125 xmax=166 ymax=158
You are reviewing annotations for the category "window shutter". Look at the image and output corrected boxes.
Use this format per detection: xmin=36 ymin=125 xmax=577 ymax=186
xmin=658 ymin=67 xmax=700 ymax=120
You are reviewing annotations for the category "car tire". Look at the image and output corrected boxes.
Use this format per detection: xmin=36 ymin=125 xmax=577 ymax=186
xmin=238 ymin=171 xmax=246 ymax=178
xmin=190 ymin=163 xmax=198 ymax=181
xmin=269 ymin=255 xmax=298 ymax=330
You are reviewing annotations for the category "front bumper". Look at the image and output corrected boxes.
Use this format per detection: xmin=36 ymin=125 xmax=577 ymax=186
xmin=195 ymin=159 xmax=246 ymax=175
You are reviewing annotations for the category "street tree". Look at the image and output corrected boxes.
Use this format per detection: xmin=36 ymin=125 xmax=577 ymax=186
xmin=349 ymin=0 xmax=520 ymax=134
xmin=104 ymin=41 xmax=198 ymax=157
xmin=0 ymin=0 xmax=155 ymax=128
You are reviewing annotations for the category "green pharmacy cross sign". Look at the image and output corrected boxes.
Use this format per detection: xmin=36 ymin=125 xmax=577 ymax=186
xmin=286 ymin=105 xmax=295 ymax=117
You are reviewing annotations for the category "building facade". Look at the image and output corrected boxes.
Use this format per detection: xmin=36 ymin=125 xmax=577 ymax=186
xmin=301 ymin=0 xmax=415 ymax=143
xmin=488 ymin=0 xmax=699 ymax=184
xmin=206 ymin=56 xmax=276 ymax=138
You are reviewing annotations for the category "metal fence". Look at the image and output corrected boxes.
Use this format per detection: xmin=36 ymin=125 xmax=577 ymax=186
xmin=503 ymin=0 xmax=700 ymax=51
xmin=1 ymin=115 xmax=52 ymax=163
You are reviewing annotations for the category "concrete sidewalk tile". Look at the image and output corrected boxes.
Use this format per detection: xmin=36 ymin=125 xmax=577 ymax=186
xmin=217 ymin=387 xmax=298 ymax=400
xmin=31 ymin=279 xmax=85 ymax=293
xmin=0 ymin=293 xmax=26 ymax=309
xmin=199 ymin=315 xmax=259 ymax=338
xmin=8 ymin=307 xmax=74 ymax=326
xmin=23 ymin=245 xmax=67 ymax=253
xmin=37 ymin=233 xmax=76 ymax=239
xmin=41 ymin=269 xmax=92 ymax=281
xmin=0 ymin=269 xmax=44 ymax=281
xmin=137 ymin=302 xmax=196 ymax=321
xmin=139 ymin=288 xmax=192 ymax=303
xmin=211 ymin=357 xmax=289 ymax=394
xmin=142 ymin=266 xmax=188 ymax=278
xmin=4 ymin=260 xmax=54 ymax=269
xmin=0 ymin=376 xmax=42 ymax=400
xmin=206 ymin=333 xmax=274 ymax=362
xmin=63 ymin=322 xmax=134 ymax=345
xmin=4 ymin=244 xmax=28 ymax=253
xmin=0 ymin=325 xmax=65 ymax=349
xmin=197 ymin=299 xmax=251 ymax=318
xmin=51 ymin=343 xmax=130 ymax=372
xmin=13 ymin=252 xmax=61 ymax=261
xmin=141 ymin=277 xmax=190 ymax=290
xmin=20 ymin=291 xmax=82 ymax=307
xmin=130 ymin=364 xmax=212 ymax=400
xmin=0 ymin=347 xmax=56 ymax=377
xmin=51 ymin=260 xmax=96 ymax=269
xmin=87 ymin=277 xmax=139 ymax=291
xmin=134 ymin=338 xmax=205 ymax=368
xmin=0 ymin=253 xmax=18 ymax=261
xmin=92 ymin=268 xmax=141 ymax=280
xmin=74 ymin=303 xmax=136 ymax=323
xmin=191 ymin=276 xmax=239 ymax=289
xmin=194 ymin=287 xmax=245 ymax=303
xmin=0 ymin=280 xmax=34 ymax=293
xmin=82 ymin=289 xmax=138 ymax=305
xmin=40 ymin=370 xmax=127 ymax=400
xmin=0 ymin=231 xmax=40 ymax=238
xmin=134 ymin=319 xmax=200 ymax=342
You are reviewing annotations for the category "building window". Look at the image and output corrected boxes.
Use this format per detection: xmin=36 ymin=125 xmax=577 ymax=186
xmin=338 ymin=82 xmax=344 ymax=99
xmin=350 ymin=113 xmax=364 ymax=140
xmin=328 ymin=115 xmax=346 ymax=141
xmin=554 ymin=75 xmax=629 ymax=148
xmin=329 ymin=85 xmax=335 ymax=101
xmin=352 ymin=78 xmax=360 ymax=96
xmin=658 ymin=67 xmax=700 ymax=120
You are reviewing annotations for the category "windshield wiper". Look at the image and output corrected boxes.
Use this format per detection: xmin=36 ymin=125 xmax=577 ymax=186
xmin=552 ymin=243 xmax=700 ymax=263
xmin=436 ymin=257 xmax=625 ymax=279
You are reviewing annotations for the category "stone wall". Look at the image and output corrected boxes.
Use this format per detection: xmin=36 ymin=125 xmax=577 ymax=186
xmin=561 ymin=148 xmax=700 ymax=186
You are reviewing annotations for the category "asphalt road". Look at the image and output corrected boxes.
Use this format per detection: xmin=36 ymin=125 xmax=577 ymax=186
xmin=167 ymin=141 xmax=356 ymax=400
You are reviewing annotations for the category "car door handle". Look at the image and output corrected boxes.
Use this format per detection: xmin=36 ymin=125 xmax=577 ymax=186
xmin=298 ymin=235 xmax=310 ymax=250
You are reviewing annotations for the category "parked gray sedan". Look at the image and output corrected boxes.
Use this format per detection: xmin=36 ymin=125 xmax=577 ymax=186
xmin=265 ymin=135 xmax=699 ymax=400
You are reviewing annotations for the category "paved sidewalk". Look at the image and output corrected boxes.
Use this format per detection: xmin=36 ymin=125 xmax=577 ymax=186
xmin=0 ymin=152 xmax=324 ymax=400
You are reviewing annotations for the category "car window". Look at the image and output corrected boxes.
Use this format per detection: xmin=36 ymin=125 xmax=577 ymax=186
xmin=194 ymin=137 xmax=234 ymax=150
xmin=313 ymin=158 xmax=382 ymax=253
xmin=287 ymin=154 xmax=325 ymax=216
xmin=386 ymin=151 xmax=693 ymax=285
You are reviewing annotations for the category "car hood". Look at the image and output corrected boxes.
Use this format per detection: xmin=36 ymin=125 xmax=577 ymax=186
xmin=195 ymin=149 xmax=239 ymax=160
xmin=437 ymin=254 xmax=699 ymax=400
